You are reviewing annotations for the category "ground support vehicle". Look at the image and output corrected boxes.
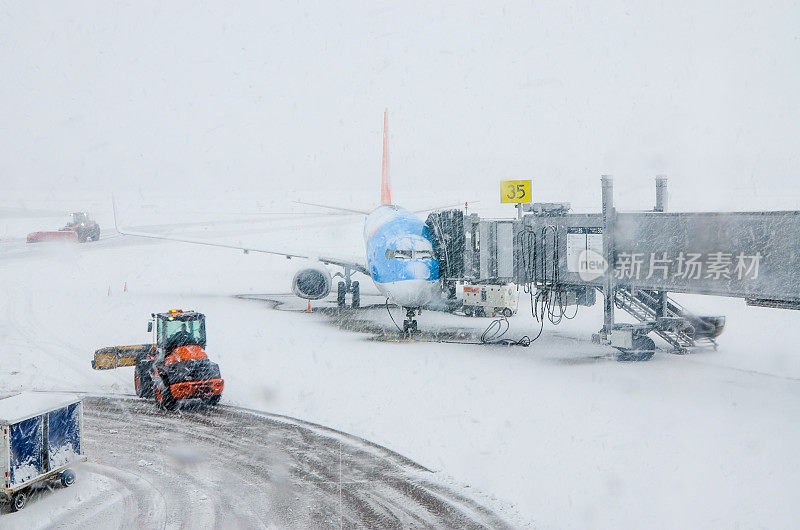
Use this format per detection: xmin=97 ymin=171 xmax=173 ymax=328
xmin=0 ymin=393 xmax=85 ymax=511
xmin=461 ymin=282 xmax=518 ymax=317
xmin=92 ymin=310 xmax=224 ymax=410
xmin=27 ymin=212 xmax=100 ymax=243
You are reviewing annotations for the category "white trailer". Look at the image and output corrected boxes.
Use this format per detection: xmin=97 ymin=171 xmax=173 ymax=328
xmin=461 ymin=283 xmax=518 ymax=317
xmin=0 ymin=392 xmax=86 ymax=511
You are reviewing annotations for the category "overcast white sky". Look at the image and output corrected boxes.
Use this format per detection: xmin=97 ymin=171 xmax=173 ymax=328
xmin=1 ymin=1 xmax=798 ymax=212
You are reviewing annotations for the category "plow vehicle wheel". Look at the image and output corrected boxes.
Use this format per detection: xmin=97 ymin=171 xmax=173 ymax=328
xmin=134 ymin=365 xmax=154 ymax=398
xmin=11 ymin=489 xmax=28 ymax=511
xmin=155 ymin=386 xmax=178 ymax=411
xmin=60 ymin=469 xmax=76 ymax=487
xmin=161 ymin=387 xmax=178 ymax=410
xmin=202 ymin=395 xmax=221 ymax=406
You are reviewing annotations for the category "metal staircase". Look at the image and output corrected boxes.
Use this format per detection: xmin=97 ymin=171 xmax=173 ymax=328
xmin=611 ymin=288 xmax=723 ymax=353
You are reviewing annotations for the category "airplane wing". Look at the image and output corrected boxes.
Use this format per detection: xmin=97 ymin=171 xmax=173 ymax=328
xmin=294 ymin=200 xmax=477 ymax=216
xmin=112 ymin=200 xmax=369 ymax=276
xmin=292 ymin=200 xmax=371 ymax=215
xmin=412 ymin=201 xmax=478 ymax=214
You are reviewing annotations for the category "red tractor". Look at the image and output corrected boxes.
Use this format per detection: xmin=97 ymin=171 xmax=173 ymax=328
xmin=92 ymin=310 xmax=224 ymax=409
xmin=27 ymin=212 xmax=100 ymax=243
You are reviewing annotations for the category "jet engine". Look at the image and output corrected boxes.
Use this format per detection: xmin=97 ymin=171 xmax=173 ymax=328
xmin=292 ymin=267 xmax=332 ymax=300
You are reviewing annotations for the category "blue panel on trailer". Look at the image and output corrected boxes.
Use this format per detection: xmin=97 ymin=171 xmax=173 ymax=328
xmin=10 ymin=415 xmax=44 ymax=485
xmin=47 ymin=403 xmax=81 ymax=469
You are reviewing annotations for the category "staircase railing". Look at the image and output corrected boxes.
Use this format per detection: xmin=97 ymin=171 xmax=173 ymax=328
xmin=609 ymin=287 xmax=719 ymax=353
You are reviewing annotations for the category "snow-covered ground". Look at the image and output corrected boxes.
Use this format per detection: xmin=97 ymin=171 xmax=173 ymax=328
xmin=1 ymin=207 xmax=799 ymax=528
xmin=3 ymin=2 xmax=799 ymax=526
xmin=4 ymin=396 xmax=510 ymax=529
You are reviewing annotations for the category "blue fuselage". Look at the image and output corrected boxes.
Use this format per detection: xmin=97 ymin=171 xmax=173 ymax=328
xmin=363 ymin=206 xmax=439 ymax=307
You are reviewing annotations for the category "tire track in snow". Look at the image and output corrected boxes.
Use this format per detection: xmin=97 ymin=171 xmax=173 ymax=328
xmin=3 ymin=286 xmax=91 ymax=385
xmin=60 ymin=396 xmax=513 ymax=529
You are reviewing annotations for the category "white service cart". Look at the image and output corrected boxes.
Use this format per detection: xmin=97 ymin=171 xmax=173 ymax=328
xmin=0 ymin=392 xmax=86 ymax=511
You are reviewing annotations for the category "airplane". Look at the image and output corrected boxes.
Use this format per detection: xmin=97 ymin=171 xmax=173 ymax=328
xmin=114 ymin=110 xmax=441 ymax=333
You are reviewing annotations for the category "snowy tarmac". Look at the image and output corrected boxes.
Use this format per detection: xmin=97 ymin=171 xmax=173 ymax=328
xmin=2 ymin=396 xmax=509 ymax=529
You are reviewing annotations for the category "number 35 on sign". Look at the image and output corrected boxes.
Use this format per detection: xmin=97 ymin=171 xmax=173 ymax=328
xmin=500 ymin=180 xmax=531 ymax=203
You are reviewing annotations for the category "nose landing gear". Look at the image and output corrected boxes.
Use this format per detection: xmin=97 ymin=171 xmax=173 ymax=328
xmin=403 ymin=307 xmax=419 ymax=335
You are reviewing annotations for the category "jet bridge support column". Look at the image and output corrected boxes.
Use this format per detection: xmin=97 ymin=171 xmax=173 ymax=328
xmin=601 ymin=175 xmax=615 ymax=332
xmin=655 ymin=175 xmax=668 ymax=213
xmin=654 ymin=176 xmax=669 ymax=317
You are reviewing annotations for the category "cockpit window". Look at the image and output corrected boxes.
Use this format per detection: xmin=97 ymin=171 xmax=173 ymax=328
xmin=385 ymin=249 xmax=433 ymax=260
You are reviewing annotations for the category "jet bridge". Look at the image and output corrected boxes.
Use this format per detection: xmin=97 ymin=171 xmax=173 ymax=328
xmin=426 ymin=177 xmax=800 ymax=360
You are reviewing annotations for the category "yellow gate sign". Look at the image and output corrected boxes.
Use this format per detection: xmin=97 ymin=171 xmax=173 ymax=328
xmin=500 ymin=180 xmax=531 ymax=203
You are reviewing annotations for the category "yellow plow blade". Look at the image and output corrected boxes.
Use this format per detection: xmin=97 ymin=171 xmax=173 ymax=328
xmin=91 ymin=344 xmax=153 ymax=370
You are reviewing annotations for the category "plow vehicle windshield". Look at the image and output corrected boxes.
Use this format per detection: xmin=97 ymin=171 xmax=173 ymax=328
xmin=160 ymin=316 xmax=206 ymax=350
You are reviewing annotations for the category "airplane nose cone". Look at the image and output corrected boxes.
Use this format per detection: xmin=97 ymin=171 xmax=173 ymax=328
xmin=408 ymin=260 xmax=430 ymax=278
xmin=386 ymin=279 xmax=435 ymax=307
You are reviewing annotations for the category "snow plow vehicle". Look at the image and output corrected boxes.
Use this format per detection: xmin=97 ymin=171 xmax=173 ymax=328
xmin=27 ymin=212 xmax=100 ymax=243
xmin=92 ymin=310 xmax=224 ymax=409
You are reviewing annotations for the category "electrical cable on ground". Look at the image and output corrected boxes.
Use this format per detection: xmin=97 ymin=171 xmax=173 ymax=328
xmin=479 ymin=316 xmax=534 ymax=346
xmin=385 ymin=299 xmax=532 ymax=346
xmin=385 ymin=299 xmax=404 ymax=333
xmin=437 ymin=315 xmax=533 ymax=347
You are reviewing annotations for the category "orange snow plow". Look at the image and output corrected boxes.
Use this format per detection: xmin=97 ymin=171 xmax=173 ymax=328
xmin=27 ymin=212 xmax=100 ymax=243
xmin=91 ymin=310 xmax=224 ymax=409
xmin=26 ymin=228 xmax=79 ymax=243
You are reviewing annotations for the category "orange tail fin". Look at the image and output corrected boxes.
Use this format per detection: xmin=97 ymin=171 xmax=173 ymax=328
xmin=381 ymin=109 xmax=392 ymax=205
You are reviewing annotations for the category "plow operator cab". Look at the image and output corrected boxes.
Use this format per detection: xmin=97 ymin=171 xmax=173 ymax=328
xmin=66 ymin=212 xmax=101 ymax=242
xmin=135 ymin=310 xmax=224 ymax=409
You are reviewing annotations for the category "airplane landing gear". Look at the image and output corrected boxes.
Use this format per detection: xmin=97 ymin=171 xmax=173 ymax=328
xmin=402 ymin=307 xmax=419 ymax=335
xmin=336 ymin=267 xmax=360 ymax=309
